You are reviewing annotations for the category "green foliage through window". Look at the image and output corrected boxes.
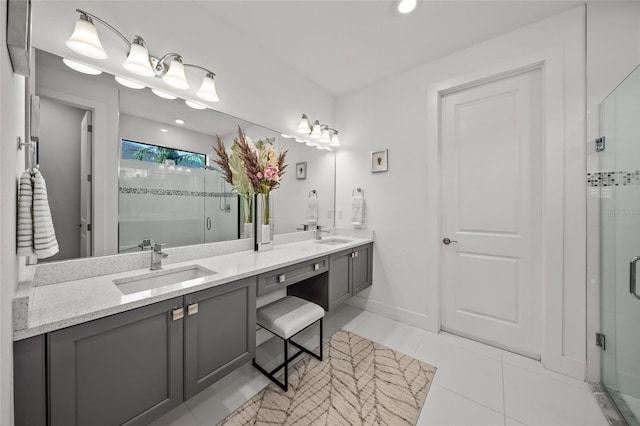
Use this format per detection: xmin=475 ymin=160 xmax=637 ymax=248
xmin=121 ymin=139 xmax=206 ymax=168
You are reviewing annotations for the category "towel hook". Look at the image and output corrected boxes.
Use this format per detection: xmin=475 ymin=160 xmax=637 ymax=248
xmin=352 ymin=187 xmax=364 ymax=197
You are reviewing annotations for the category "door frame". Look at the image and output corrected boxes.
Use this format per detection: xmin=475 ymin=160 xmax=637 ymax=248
xmin=426 ymin=48 xmax=565 ymax=373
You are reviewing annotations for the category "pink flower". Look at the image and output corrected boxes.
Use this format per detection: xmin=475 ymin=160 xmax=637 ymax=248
xmin=264 ymin=165 xmax=279 ymax=181
xmin=256 ymin=172 xmax=263 ymax=179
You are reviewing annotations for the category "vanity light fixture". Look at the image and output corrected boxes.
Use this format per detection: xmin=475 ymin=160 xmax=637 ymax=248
xmin=62 ymin=58 xmax=102 ymax=75
xmin=297 ymin=114 xmax=311 ymax=134
xmin=310 ymin=120 xmax=322 ymax=138
xmin=397 ymin=0 xmax=417 ymax=14
xmin=114 ymin=76 xmax=145 ymax=89
xmin=330 ymin=130 xmax=341 ymax=147
xmin=151 ymin=89 xmax=177 ymax=100
xmin=66 ymin=9 xmax=219 ymax=101
xmin=185 ymin=100 xmax=207 ymax=110
xmin=174 ymin=118 xmax=185 ymax=124
xmin=320 ymin=126 xmax=331 ymax=143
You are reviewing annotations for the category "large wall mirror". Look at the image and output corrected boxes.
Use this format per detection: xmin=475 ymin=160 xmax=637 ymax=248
xmin=30 ymin=46 xmax=336 ymax=262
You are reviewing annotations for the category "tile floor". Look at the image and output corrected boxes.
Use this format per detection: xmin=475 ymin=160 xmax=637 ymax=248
xmin=150 ymin=304 xmax=608 ymax=426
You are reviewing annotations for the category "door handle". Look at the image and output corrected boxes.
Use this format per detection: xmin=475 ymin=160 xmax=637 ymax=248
xmin=206 ymin=217 xmax=211 ymax=230
xmin=443 ymin=238 xmax=458 ymax=245
xmin=631 ymin=256 xmax=640 ymax=300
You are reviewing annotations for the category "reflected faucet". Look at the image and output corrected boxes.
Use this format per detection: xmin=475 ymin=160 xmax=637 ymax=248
xmin=315 ymin=225 xmax=330 ymax=240
xmin=151 ymin=243 xmax=168 ymax=270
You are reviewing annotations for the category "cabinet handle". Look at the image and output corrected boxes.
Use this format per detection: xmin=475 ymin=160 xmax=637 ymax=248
xmin=278 ymin=274 xmax=286 ymax=283
xmin=351 ymin=252 xmax=355 ymax=258
xmin=355 ymin=251 xmax=359 ymax=257
xmin=188 ymin=303 xmax=199 ymax=316
xmin=172 ymin=308 xmax=184 ymax=321
xmin=314 ymin=263 xmax=319 ymax=271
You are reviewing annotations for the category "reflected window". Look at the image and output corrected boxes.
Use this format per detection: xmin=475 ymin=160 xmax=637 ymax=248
xmin=121 ymin=139 xmax=206 ymax=168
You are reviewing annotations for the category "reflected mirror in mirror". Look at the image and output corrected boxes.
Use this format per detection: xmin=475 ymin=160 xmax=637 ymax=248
xmin=32 ymin=49 xmax=335 ymax=262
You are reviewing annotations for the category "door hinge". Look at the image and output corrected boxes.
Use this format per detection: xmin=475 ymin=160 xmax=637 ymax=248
xmin=87 ymin=224 xmax=92 ymax=232
xmin=596 ymin=137 xmax=605 ymax=152
xmin=87 ymin=124 xmax=93 ymax=132
xmin=87 ymin=174 xmax=92 ymax=182
xmin=596 ymin=332 xmax=606 ymax=351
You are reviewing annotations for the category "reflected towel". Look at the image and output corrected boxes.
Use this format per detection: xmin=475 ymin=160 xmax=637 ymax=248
xmin=351 ymin=194 xmax=365 ymax=227
xmin=17 ymin=170 xmax=34 ymax=256
xmin=32 ymin=170 xmax=59 ymax=258
xmin=307 ymin=196 xmax=319 ymax=224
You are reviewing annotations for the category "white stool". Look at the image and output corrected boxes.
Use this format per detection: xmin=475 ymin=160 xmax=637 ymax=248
xmin=253 ymin=296 xmax=325 ymax=391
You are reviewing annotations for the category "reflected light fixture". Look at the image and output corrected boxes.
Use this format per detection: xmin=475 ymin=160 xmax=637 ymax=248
xmin=160 ymin=128 xmax=168 ymax=133
xmin=185 ymin=100 xmax=207 ymax=110
xmin=151 ymin=88 xmax=177 ymax=100
xmin=62 ymin=58 xmax=102 ymax=75
xmin=329 ymin=130 xmax=340 ymax=147
xmin=295 ymin=138 xmax=305 ymax=143
xmin=114 ymin=76 xmax=145 ymax=89
xmin=398 ymin=0 xmax=417 ymax=14
xmin=174 ymin=118 xmax=185 ymax=124
xmin=305 ymin=141 xmax=317 ymax=147
xmin=298 ymin=114 xmax=311 ymax=134
xmin=66 ymin=9 xmax=219 ymax=99
xmin=281 ymin=134 xmax=294 ymax=139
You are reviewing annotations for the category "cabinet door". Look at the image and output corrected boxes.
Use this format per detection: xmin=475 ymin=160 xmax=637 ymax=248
xmin=329 ymin=249 xmax=352 ymax=310
xmin=352 ymin=244 xmax=373 ymax=295
xmin=49 ymin=297 xmax=184 ymax=426
xmin=184 ymin=277 xmax=256 ymax=399
xmin=14 ymin=335 xmax=46 ymax=426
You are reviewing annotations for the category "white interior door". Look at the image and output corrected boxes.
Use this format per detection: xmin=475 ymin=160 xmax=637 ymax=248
xmin=80 ymin=111 xmax=92 ymax=257
xmin=440 ymin=69 xmax=542 ymax=359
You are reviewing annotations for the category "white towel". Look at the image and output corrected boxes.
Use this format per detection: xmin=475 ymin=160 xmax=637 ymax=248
xmin=32 ymin=170 xmax=59 ymax=259
xmin=16 ymin=169 xmax=59 ymax=259
xmin=17 ymin=170 xmax=35 ymax=256
xmin=307 ymin=196 xmax=319 ymax=224
xmin=351 ymin=194 xmax=365 ymax=227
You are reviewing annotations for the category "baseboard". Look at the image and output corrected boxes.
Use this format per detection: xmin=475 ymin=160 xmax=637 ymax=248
xmin=561 ymin=356 xmax=586 ymax=380
xmin=345 ymin=296 xmax=431 ymax=331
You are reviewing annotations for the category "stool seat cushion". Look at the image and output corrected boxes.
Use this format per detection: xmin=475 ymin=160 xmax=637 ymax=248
xmin=257 ymin=296 xmax=325 ymax=340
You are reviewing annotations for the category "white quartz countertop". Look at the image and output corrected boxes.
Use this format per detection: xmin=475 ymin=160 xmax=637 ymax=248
xmin=14 ymin=236 xmax=373 ymax=341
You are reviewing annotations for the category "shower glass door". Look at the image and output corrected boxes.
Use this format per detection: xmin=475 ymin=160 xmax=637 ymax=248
xmin=600 ymin=64 xmax=640 ymax=424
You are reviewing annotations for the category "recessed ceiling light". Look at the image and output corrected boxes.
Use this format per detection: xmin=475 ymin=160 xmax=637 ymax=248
xmin=185 ymin=100 xmax=207 ymax=110
xmin=62 ymin=58 xmax=102 ymax=75
xmin=114 ymin=76 xmax=145 ymax=89
xmin=398 ymin=0 xmax=417 ymax=14
xmin=151 ymin=88 xmax=177 ymax=100
xmin=174 ymin=119 xmax=185 ymax=124
xmin=160 ymin=128 xmax=168 ymax=133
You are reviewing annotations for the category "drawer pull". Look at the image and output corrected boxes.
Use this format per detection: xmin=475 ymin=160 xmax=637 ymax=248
xmin=355 ymin=251 xmax=359 ymax=257
xmin=278 ymin=274 xmax=286 ymax=283
xmin=314 ymin=263 xmax=320 ymax=271
xmin=172 ymin=308 xmax=184 ymax=321
xmin=351 ymin=252 xmax=355 ymax=258
xmin=188 ymin=303 xmax=199 ymax=316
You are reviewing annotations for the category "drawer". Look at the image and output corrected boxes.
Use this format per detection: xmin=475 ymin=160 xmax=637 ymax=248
xmin=257 ymin=257 xmax=328 ymax=296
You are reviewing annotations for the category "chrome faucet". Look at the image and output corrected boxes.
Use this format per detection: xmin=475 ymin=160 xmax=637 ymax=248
xmin=151 ymin=243 xmax=168 ymax=270
xmin=297 ymin=224 xmax=310 ymax=231
xmin=315 ymin=225 xmax=330 ymax=240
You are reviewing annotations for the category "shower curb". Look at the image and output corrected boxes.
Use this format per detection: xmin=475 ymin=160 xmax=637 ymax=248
xmin=590 ymin=382 xmax=629 ymax=426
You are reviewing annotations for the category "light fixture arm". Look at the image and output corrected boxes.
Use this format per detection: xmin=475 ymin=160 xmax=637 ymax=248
xmin=183 ymin=63 xmax=215 ymax=78
xmin=153 ymin=52 xmax=183 ymax=75
xmin=76 ymin=9 xmax=131 ymax=48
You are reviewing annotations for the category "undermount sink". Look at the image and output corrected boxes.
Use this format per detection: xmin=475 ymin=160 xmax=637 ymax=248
xmin=114 ymin=265 xmax=217 ymax=295
xmin=314 ymin=238 xmax=352 ymax=245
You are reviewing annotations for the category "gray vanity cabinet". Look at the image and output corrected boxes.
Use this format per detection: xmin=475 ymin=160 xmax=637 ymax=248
xmin=328 ymin=243 xmax=374 ymax=310
xmin=48 ymin=297 xmax=184 ymax=426
xmin=184 ymin=276 xmax=256 ymax=399
xmin=352 ymin=243 xmax=373 ymax=295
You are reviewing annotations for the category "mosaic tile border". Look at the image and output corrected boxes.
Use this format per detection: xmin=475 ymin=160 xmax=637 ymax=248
xmin=588 ymin=171 xmax=640 ymax=187
xmin=119 ymin=187 xmax=237 ymax=198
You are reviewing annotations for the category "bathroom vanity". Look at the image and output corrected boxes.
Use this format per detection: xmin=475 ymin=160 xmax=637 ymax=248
xmin=13 ymin=235 xmax=373 ymax=426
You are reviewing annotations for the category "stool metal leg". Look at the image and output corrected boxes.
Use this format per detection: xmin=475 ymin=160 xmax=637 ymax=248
xmin=283 ymin=338 xmax=288 ymax=392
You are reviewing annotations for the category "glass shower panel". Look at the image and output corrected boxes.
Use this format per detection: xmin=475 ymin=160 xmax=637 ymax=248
xmin=119 ymin=160 xmax=206 ymax=251
xmin=203 ymin=168 xmax=239 ymax=243
xmin=600 ymin=65 xmax=640 ymax=424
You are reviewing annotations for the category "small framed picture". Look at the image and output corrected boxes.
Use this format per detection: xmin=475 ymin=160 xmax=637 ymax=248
xmin=371 ymin=150 xmax=388 ymax=173
xmin=296 ymin=162 xmax=307 ymax=180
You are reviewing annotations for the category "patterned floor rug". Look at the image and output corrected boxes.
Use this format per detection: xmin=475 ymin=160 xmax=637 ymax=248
xmin=220 ymin=329 xmax=437 ymax=425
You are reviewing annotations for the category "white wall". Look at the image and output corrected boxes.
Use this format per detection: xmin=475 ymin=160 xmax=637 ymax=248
xmin=335 ymin=7 xmax=587 ymax=377
xmin=585 ymin=2 xmax=640 ymax=383
xmin=0 ymin=1 xmax=26 ymax=423
xmin=39 ymin=98 xmax=86 ymax=262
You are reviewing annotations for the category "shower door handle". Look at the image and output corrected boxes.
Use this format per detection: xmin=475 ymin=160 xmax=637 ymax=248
xmin=206 ymin=217 xmax=211 ymax=230
xmin=630 ymin=256 xmax=640 ymax=299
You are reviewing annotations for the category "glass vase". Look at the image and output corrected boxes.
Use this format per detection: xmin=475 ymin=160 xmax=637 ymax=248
xmin=255 ymin=192 xmax=273 ymax=251
xmin=240 ymin=193 xmax=253 ymax=238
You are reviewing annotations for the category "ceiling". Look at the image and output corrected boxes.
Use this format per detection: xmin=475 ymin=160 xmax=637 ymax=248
xmin=203 ymin=1 xmax=582 ymax=96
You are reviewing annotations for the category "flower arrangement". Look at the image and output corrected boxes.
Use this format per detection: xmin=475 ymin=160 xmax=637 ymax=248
xmin=213 ymin=127 xmax=287 ymax=228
